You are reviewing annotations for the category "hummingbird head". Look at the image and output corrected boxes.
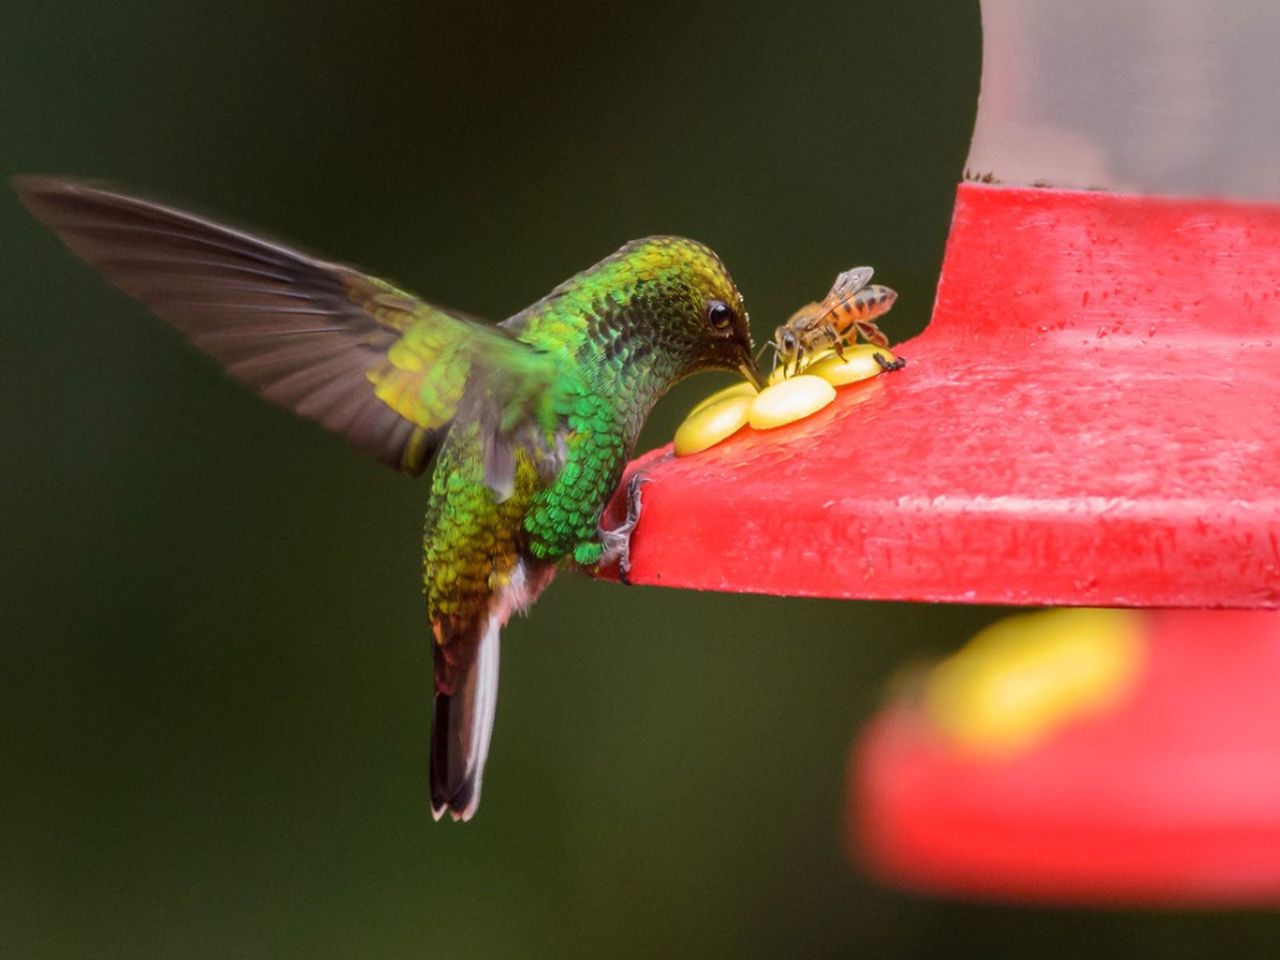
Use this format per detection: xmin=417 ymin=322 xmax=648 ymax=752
xmin=607 ymin=236 xmax=764 ymax=390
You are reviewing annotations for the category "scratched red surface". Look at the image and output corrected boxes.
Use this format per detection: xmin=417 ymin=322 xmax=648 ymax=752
xmin=852 ymin=610 xmax=1280 ymax=904
xmin=618 ymin=184 xmax=1280 ymax=607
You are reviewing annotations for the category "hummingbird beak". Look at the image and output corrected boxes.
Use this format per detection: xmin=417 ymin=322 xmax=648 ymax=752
xmin=738 ymin=355 xmax=767 ymax=391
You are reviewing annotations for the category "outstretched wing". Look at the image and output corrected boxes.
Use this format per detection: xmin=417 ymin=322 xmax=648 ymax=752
xmin=13 ymin=176 xmax=557 ymax=478
xmin=827 ymin=265 xmax=874 ymax=300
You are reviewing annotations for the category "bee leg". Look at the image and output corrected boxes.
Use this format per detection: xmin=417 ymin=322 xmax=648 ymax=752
xmin=857 ymin=321 xmax=890 ymax=348
xmin=874 ymin=352 xmax=907 ymax=373
xmin=817 ymin=324 xmax=843 ymax=361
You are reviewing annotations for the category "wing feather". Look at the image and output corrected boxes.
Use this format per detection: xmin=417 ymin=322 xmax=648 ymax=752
xmin=14 ymin=176 xmax=557 ymax=478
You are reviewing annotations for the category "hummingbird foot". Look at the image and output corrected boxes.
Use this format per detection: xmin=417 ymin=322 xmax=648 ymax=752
xmin=598 ymin=473 xmax=650 ymax=584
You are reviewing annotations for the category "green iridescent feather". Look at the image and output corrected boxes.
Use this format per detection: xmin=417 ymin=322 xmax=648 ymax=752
xmin=15 ymin=177 xmax=760 ymax=822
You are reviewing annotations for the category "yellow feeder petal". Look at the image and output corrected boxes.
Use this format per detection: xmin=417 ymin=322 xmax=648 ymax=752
xmin=747 ymin=375 xmax=837 ymax=430
xmin=924 ymin=608 xmax=1146 ymax=758
xmin=687 ymin=381 xmax=759 ymax=419
xmin=807 ymin=345 xmax=897 ymax=386
xmin=674 ymin=394 xmax=753 ymax=456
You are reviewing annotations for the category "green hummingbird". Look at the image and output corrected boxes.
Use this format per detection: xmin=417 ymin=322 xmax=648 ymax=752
xmin=15 ymin=176 xmax=763 ymax=821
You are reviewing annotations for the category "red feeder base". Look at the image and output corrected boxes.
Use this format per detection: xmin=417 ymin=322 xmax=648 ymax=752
xmin=852 ymin=610 xmax=1280 ymax=905
xmin=616 ymin=185 xmax=1280 ymax=607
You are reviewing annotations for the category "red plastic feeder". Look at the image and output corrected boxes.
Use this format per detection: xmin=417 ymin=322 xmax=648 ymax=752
xmin=603 ymin=0 xmax=1280 ymax=908
xmin=618 ymin=183 xmax=1280 ymax=608
xmin=853 ymin=609 xmax=1280 ymax=905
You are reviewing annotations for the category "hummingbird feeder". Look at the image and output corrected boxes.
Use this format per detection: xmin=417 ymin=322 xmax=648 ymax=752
xmin=607 ymin=0 xmax=1280 ymax=904
xmin=853 ymin=609 xmax=1280 ymax=905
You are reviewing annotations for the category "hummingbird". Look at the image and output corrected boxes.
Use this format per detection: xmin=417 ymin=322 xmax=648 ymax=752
xmin=14 ymin=176 xmax=763 ymax=821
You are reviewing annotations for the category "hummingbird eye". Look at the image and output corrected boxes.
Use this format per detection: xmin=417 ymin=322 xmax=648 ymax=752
xmin=706 ymin=299 xmax=735 ymax=332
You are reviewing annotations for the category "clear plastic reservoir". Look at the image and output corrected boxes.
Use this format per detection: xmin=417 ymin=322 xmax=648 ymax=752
xmin=968 ymin=0 xmax=1280 ymax=199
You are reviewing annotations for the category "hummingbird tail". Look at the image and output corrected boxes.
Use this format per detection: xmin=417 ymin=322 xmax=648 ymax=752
xmin=430 ymin=614 xmax=501 ymax=823
xmin=427 ymin=560 xmax=555 ymax=822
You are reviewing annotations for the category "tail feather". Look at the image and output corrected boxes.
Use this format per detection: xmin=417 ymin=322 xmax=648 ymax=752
xmin=431 ymin=615 xmax=501 ymax=822
xmin=428 ymin=560 xmax=555 ymax=821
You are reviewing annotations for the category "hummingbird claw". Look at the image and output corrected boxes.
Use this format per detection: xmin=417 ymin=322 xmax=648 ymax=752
xmin=599 ymin=472 xmax=650 ymax=584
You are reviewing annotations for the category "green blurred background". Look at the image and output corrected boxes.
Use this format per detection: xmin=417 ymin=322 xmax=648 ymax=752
xmin=4 ymin=2 xmax=1278 ymax=957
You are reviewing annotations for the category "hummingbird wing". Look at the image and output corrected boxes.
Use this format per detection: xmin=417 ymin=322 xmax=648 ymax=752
xmin=13 ymin=176 xmax=558 ymax=479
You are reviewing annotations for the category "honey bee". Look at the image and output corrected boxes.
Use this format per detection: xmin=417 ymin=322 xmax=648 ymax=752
xmin=771 ymin=266 xmax=898 ymax=375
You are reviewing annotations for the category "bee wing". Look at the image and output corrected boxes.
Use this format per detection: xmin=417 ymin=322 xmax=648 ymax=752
xmin=827 ymin=266 xmax=874 ymax=300
xmin=782 ymin=300 xmax=826 ymax=328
